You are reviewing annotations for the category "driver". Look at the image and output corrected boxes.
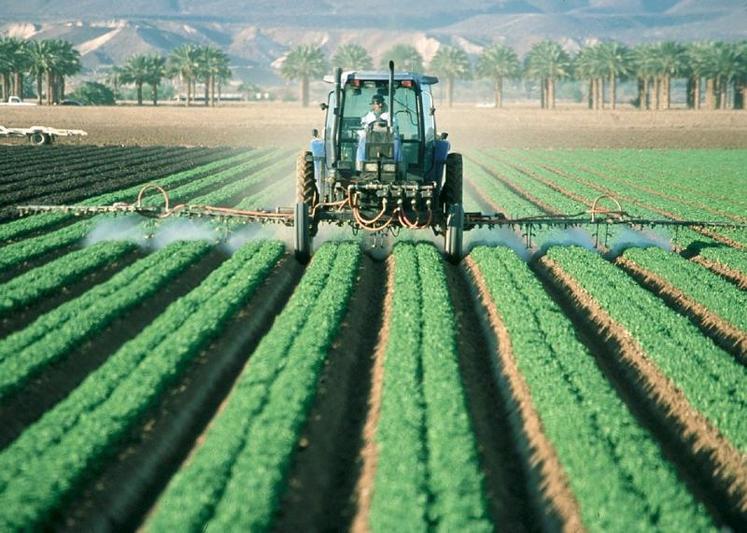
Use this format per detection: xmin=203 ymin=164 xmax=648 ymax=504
xmin=361 ymin=94 xmax=390 ymax=126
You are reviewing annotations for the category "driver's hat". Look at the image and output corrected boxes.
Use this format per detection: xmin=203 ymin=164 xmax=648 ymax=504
xmin=370 ymin=94 xmax=385 ymax=105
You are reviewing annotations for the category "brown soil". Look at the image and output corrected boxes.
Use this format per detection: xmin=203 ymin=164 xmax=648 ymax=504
xmin=536 ymin=255 xmax=747 ymax=518
xmin=446 ymin=261 xmax=537 ymax=531
xmin=465 ymin=256 xmax=585 ymax=532
xmin=616 ymin=256 xmax=747 ymax=363
xmin=274 ymin=254 xmax=386 ymax=532
xmin=350 ymin=255 xmax=394 ymax=533
xmin=3 ymin=105 xmax=747 ymax=149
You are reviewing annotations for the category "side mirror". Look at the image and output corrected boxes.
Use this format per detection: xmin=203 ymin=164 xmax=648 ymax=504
xmin=312 ymin=128 xmax=319 ymax=138
xmin=320 ymin=102 xmax=328 ymax=110
xmin=440 ymin=132 xmax=448 ymax=140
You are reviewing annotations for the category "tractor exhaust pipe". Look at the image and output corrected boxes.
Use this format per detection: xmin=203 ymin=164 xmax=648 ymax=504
xmin=332 ymin=67 xmax=343 ymax=166
xmin=388 ymin=60 xmax=394 ymax=129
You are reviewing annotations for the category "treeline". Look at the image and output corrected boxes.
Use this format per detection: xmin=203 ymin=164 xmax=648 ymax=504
xmin=285 ymin=40 xmax=747 ymax=110
xmin=2 ymin=36 xmax=745 ymax=109
xmin=0 ymin=38 xmax=80 ymax=104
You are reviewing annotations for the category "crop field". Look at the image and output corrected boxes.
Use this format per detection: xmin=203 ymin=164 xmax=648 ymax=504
xmin=0 ymin=144 xmax=745 ymax=531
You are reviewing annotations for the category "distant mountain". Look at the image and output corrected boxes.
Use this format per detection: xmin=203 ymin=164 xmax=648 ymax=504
xmin=1 ymin=1 xmax=745 ymax=85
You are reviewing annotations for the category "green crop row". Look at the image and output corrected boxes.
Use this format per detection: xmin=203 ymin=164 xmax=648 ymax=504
xmin=0 ymin=148 xmax=274 ymax=245
xmin=464 ymin=158 xmax=543 ymax=217
xmin=621 ymin=247 xmax=747 ymax=332
xmin=0 ymin=150 xmax=287 ymax=272
xmin=370 ymin=243 xmax=490 ymax=532
xmin=0 ymin=240 xmax=136 ymax=316
xmin=546 ymin=246 xmax=747 ymax=451
xmin=481 ymin=149 xmax=747 ymax=277
xmin=0 ymin=240 xmax=211 ymax=400
xmin=512 ymin=149 xmax=747 ymax=248
xmin=146 ymin=242 xmax=359 ymax=532
xmin=470 ymin=246 xmax=713 ymax=531
xmin=0 ymin=240 xmax=284 ymax=530
xmin=469 ymin=150 xmax=588 ymax=215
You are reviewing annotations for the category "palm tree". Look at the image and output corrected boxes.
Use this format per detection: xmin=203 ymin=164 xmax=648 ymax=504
xmin=574 ymin=44 xmax=605 ymax=109
xmin=168 ymin=44 xmax=200 ymax=106
xmin=143 ymin=54 xmax=166 ymax=106
xmin=105 ymin=65 xmax=123 ymax=101
xmin=596 ymin=42 xmax=631 ymax=110
xmin=685 ymin=42 xmax=714 ymax=109
xmin=702 ymin=41 xmax=743 ymax=109
xmin=120 ymin=54 xmax=150 ymax=105
xmin=631 ymin=43 xmax=658 ymax=110
xmin=332 ymin=43 xmax=373 ymax=70
xmin=52 ymin=40 xmax=81 ymax=103
xmin=197 ymin=46 xmax=231 ymax=106
xmin=380 ymin=44 xmax=424 ymax=72
xmin=0 ymin=37 xmax=31 ymax=101
xmin=524 ymin=40 xmax=572 ymax=109
xmin=651 ymin=41 xmax=686 ymax=109
xmin=27 ymin=40 xmax=53 ymax=104
xmin=279 ymin=44 xmax=328 ymax=107
xmin=430 ymin=45 xmax=470 ymax=107
xmin=476 ymin=43 xmax=519 ymax=108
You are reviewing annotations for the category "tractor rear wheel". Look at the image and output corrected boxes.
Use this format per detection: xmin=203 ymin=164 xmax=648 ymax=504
xmin=442 ymin=152 xmax=463 ymax=209
xmin=294 ymin=150 xmax=317 ymax=263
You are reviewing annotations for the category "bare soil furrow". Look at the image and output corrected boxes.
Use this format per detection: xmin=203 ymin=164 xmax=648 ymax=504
xmin=536 ymin=256 xmax=747 ymax=521
xmin=56 ymin=254 xmax=304 ymax=532
xmin=0 ymin=247 xmax=146 ymax=336
xmin=465 ymin=256 xmax=585 ymax=532
xmin=275 ymin=254 xmax=385 ymax=532
xmin=446 ymin=260 xmax=536 ymax=531
xmin=350 ymin=255 xmax=394 ymax=533
xmin=0 ymin=248 xmax=228 ymax=451
xmin=616 ymin=257 xmax=747 ymax=363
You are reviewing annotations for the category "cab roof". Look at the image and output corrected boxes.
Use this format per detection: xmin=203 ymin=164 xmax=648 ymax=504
xmin=323 ymin=70 xmax=439 ymax=86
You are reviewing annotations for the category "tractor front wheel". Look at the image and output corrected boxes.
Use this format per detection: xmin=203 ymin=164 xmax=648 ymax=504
xmin=30 ymin=132 xmax=50 ymax=146
xmin=294 ymin=150 xmax=317 ymax=263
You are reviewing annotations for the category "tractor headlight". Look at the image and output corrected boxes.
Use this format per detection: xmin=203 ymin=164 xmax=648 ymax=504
xmin=364 ymin=162 xmax=379 ymax=172
xmin=382 ymin=163 xmax=397 ymax=173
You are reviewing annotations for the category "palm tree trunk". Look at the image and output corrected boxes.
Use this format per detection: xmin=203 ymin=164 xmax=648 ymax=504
xmin=610 ymin=74 xmax=616 ymax=110
xmin=137 ymin=82 xmax=143 ymax=105
xmin=204 ymin=79 xmax=209 ymax=106
xmin=600 ymin=78 xmax=605 ymax=110
xmin=152 ymin=83 xmax=158 ymax=106
xmin=588 ymin=80 xmax=593 ymax=109
xmin=705 ymin=78 xmax=715 ymax=110
xmin=653 ymin=78 xmax=660 ymax=110
xmin=60 ymin=76 xmax=66 ymax=102
xmin=719 ymin=78 xmax=727 ymax=110
xmin=301 ymin=76 xmax=309 ymax=107
xmin=14 ymin=72 xmax=22 ymax=100
xmin=739 ymin=84 xmax=747 ymax=110
xmin=495 ymin=77 xmax=503 ymax=108
xmin=46 ymin=70 xmax=53 ymax=105
xmin=0 ymin=73 xmax=5 ymax=101
xmin=211 ymin=75 xmax=216 ymax=106
xmin=693 ymin=77 xmax=701 ymax=110
xmin=664 ymin=76 xmax=671 ymax=110
xmin=185 ymin=77 xmax=191 ymax=107
xmin=540 ymin=78 xmax=545 ymax=109
xmin=36 ymin=74 xmax=43 ymax=105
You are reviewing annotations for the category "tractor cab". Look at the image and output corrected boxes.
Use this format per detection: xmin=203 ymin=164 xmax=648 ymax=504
xmin=311 ymin=69 xmax=449 ymax=202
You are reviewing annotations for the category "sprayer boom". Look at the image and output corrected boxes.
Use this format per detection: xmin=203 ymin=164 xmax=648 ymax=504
xmin=14 ymin=185 xmax=746 ymax=254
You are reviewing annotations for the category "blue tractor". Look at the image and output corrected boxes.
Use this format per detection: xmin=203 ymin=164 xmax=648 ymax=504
xmin=294 ymin=62 xmax=464 ymax=263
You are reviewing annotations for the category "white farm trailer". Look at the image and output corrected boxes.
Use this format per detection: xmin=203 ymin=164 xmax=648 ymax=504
xmin=0 ymin=125 xmax=88 ymax=145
